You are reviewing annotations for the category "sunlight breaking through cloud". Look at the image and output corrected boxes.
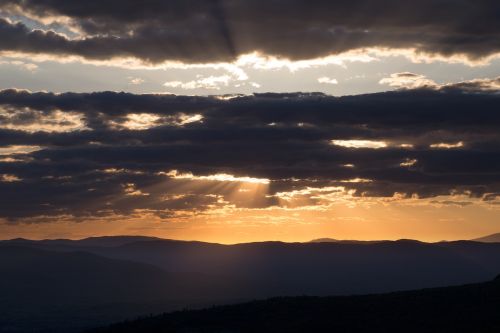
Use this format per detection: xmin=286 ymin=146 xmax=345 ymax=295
xmin=110 ymin=113 xmax=204 ymax=130
xmin=163 ymin=170 xmax=271 ymax=184
xmin=0 ymin=174 xmax=21 ymax=182
xmin=0 ymin=145 xmax=42 ymax=155
xmin=331 ymin=140 xmax=389 ymax=149
xmin=0 ymin=108 xmax=86 ymax=133
xmin=430 ymin=142 xmax=464 ymax=149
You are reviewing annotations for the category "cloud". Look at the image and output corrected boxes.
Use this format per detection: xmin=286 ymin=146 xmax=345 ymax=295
xmin=318 ymin=77 xmax=338 ymax=85
xmin=381 ymin=74 xmax=500 ymax=93
xmin=379 ymin=72 xmax=437 ymax=89
xmin=1 ymin=1 xmax=500 ymax=64
xmin=430 ymin=142 xmax=464 ymax=149
xmin=400 ymin=158 xmax=418 ymax=167
xmin=128 ymin=77 xmax=145 ymax=85
xmin=163 ymin=170 xmax=270 ymax=184
xmin=0 ymin=106 xmax=86 ymax=132
xmin=0 ymin=174 xmax=21 ymax=182
xmin=0 ymin=59 xmax=38 ymax=71
xmin=164 ymin=75 xmax=232 ymax=90
xmin=0 ymin=145 xmax=42 ymax=155
xmin=0 ymin=83 xmax=499 ymax=220
xmin=331 ymin=140 xmax=388 ymax=149
xmin=441 ymin=77 xmax=500 ymax=92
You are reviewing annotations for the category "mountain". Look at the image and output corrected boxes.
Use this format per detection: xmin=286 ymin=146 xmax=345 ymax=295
xmin=87 ymin=276 xmax=500 ymax=333
xmin=3 ymin=237 xmax=500 ymax=296
xmin=309 ymin=238 xmax=340 ymax=242
xmin=309 ymin=238 xmax=382 ymax=244
xmin=3 ymin=237 xmax=500 ymax=332
xmin=473 ymin=233 xmax=500 ymax=243
xmin=34 ymin=238 xmax=500 ymax=295
xmin=0 ymin=246 xmax=249 ymax=333
xmin=3 ymin=235 xmax=162 ymax=248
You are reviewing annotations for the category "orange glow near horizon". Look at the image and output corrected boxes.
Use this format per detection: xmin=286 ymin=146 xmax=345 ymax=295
xmin=1 ymin=192 xmax=498 ymax=244
xmin=1 ymin=5 xmax=500 ymax=250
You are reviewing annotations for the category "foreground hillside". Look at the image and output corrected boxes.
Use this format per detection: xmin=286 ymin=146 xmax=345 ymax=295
xmin=89 ymin=276 xmax=500 ymax=333
xmin=2 ymin=236 xmax=500 ymax=332
xmin=0 ymin=246 xmax=246 ymax=333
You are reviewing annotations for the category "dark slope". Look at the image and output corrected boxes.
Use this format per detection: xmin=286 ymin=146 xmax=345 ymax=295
xmin=88 ymin=276 xmax=500 ymax=333
xmin=2 ymin=237 xmax=500 ymax=332
xmin=75 ymin=239 xmax=500 ymax=295
xmin=2 ymin=236 xmax=162 ymax=249
xmin=0 ymin=245 xmax=226 ymax=304
xmin=3 ymin=237 xmax=500 ymax=295
xmin=0 ymin=246 xmax=248 ymax=333
xmin=473 ymin=233 xmax=500 ymax=243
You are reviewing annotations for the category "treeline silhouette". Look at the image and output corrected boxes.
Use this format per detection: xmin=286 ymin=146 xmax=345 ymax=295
xmin=88 ymin=275 xmax=500 ymax=333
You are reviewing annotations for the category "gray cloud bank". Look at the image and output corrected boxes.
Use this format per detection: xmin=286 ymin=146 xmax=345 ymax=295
xmin=0 ymin=82 xmax=499 ymax=220
xmin=1 ymin=0 xmax=500 ymax=63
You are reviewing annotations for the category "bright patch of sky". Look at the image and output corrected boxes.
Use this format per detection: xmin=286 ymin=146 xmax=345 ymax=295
xmin=1 ymin=53 xmax=500 ymax=96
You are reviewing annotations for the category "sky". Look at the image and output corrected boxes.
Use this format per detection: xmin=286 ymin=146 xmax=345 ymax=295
xmin=0 ymin=0 xmax=499 ymax=243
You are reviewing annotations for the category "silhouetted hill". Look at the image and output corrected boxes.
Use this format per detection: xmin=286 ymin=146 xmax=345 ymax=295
xmin=309 ymin=238 xmax=382 ymax=244
xmin=3 ymin=237 xmax=500 ymax=296
xmin=0 ymin=246 xmax=248 ymax=333
xmin=3 ymin=237 xmax=500 ymax=332
xmin=473 ymin=233 xmax=500 ymax=243
xmin=3 ymin=236 xmax=162 ymax=248
xmin=309 ymin=238 xmax=339 ymax=242
xmin=72 ymin=239 xmax=500 ymax=295
xmin=87 ymin=276 xmax=500 ymax=333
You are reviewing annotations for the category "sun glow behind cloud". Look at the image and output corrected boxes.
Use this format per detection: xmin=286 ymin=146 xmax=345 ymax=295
xmin=163 ymin=170 xmax=270 ymax=185
xmin=116 ymin=113 xmax=161 ymax=130
xmin=0 ymin=108 xmax=86 ymax=133
xmin=331 ymin=140 xmax=389 ymax=149
xmin=1 ymin=2 xmax=500 ymax=244
xmin=0 ymin=145 xmax=42 ymax=155
xmin=430 ymin=142 xmax=465 ymax=149
xmin=0 ymin=174 xmax=21 ymax=182
xmin=110 ymin=113 xmax=204 ymax=130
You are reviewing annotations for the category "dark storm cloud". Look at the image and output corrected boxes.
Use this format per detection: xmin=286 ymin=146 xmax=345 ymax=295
xmin=1 ymin=0 xmax=500 ymax=62
xmin=0 ymin=89 xmax=217 ymax=115
xmin=0 ymin=85 xmax=499 ymax=220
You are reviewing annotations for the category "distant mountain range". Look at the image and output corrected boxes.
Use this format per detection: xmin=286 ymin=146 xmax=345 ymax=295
xmin=87 ymin=275 xmax=500 ymax=333
xmin=309 ymin=238 xmax=384 ymax=244
xmin=472 ymin=233 xmax=500 ymax=243
xmin=1 ymin=233 xmax=500 ymax=332
xmin=311 ymin=232 xmax=500 ymax=243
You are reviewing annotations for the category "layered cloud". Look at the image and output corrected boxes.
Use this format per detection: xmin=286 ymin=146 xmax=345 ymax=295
xmin=379 ymin=72 xmax=437 ymax=89
xmin=1 ymin=1 xmax=500 ymax=64
xmin=0 ymin=81 xmax=499 ymax=221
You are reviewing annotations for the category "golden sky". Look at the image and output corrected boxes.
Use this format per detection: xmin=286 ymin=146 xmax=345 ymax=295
xmin=0 ymin=1 xmax=499 ymax=242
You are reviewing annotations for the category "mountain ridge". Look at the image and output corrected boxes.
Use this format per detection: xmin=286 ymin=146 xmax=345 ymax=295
xmin=3 ymin=236 xmax=500 ymax=332
xmin=4 ymin=232 xmax=500 ymax=246
xmin=87 ymin=276 xmax=500 ymax=333
xmin=472 ymin=233 xmax=500 ymax=243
